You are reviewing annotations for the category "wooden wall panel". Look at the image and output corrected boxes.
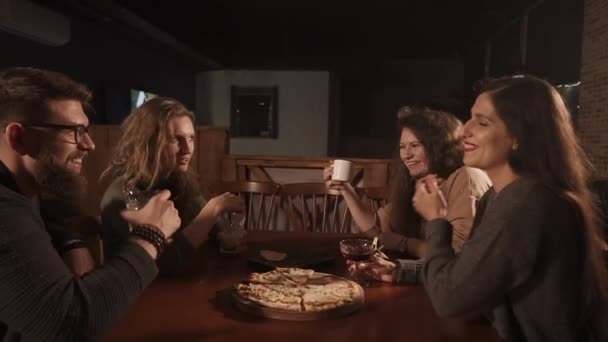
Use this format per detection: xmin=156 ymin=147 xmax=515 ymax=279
xmin=220 ymin=155 xmax=390 ymax=188
xmin=196 ymin=127 xmax=230 ymax=199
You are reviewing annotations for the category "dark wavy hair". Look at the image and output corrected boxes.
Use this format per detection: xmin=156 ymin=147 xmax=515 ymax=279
xmin=388 ymin=106 xmax=464 ymax=238
xmin=480 ymin=75 xmax=608 ymax=340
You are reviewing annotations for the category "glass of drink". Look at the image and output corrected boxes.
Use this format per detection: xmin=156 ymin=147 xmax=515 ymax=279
xmin=339 ymin=238 xmax=375 ymax=284
xmin=218 ymin=212 xmax=246 ymax=255
xmin=124 ymin=188 xmax=159 ymax=231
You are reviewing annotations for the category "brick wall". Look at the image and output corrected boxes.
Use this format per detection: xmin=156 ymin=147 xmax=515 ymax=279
xmin=580 ymin=0 xmax=608 ymax=177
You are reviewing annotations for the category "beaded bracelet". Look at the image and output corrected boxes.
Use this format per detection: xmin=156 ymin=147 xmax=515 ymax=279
xmin=130 ymin=224 xmax=167 ymax=256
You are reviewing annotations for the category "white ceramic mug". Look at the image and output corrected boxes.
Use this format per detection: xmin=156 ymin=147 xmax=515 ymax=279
xmin=332 ymin=159 xmax=353 ymax=182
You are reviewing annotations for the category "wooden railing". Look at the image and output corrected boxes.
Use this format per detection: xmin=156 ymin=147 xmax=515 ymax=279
xmin=221 ymin=155 xmax=390 ymax=188
xmin=219 ymin=156 xmax=391 ymax=231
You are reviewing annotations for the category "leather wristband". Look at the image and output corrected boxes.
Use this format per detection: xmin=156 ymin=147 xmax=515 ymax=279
xmin=130 ymin=224 xmax=167 ymax=256
xmin=58 ymin=240 xmax=86 ymax=255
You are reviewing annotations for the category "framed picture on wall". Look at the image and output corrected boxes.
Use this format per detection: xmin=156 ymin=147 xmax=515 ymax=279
xmin=230 ymin=86 xmax=278 ymax=138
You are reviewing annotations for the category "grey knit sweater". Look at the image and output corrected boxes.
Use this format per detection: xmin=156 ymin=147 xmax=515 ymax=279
xmin=421 ymin=177 xmax=594 ymax=342
xmin=0 ymin=163 xmax=158 ymax=341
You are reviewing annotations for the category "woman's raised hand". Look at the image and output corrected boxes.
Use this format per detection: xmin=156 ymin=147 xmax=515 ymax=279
xmin=323 ymin=162 xmax=346 ymax=192
xmin=412 ymin=175 xmax=447 ymax=221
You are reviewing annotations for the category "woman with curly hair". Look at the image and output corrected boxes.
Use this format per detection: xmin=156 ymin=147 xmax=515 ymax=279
xmin=325 ymin=107 xmax=491 ymax=258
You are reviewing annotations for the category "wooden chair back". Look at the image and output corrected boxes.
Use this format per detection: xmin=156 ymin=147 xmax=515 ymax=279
xmin=210 ymin=181 xmax=282 ymax=230
xmin=281 ymin=182 xmax=352 ymax=233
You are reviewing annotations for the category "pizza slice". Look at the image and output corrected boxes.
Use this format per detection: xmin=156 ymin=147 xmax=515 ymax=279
xmin=236 ymin=283 xmax=303 ymax=311
xmin=249 ymin=270 xmax=297 ymax=285
xmin=275 ymin=267 xmax=315 ymax=284
xmin=248 ymin=267 xmax=315 ymax=285
xmin=301 ymin=281 xmax=363 ymax=312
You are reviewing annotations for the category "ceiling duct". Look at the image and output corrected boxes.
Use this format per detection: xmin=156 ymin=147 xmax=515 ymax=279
xmin=0 ymin=0 xmax=70 ymax=46
xmin=76 ymin=0 xmax=221 ymax=69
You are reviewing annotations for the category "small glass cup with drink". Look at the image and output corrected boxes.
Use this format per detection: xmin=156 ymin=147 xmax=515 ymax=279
xmin=124 ymin=188 xmax=159 ymax=231
xmin=218 ymin=211 xmax=247 ymax=255
xmin=339 ymin=238 xmax=375 ymax=285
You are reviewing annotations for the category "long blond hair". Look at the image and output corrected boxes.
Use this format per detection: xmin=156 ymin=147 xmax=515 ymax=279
xmin=102 ymin=97 xmax=195 ymax=190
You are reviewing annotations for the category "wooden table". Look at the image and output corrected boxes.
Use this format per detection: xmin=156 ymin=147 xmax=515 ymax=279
xmin=104 ymin=232 xmax=501 ymax=342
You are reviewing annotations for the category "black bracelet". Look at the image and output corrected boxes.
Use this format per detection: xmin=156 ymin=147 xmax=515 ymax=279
xmin=130 ymin=224 xmax=167 ymax=256
xmin=58 ymin=240 xmax=86 ymax=255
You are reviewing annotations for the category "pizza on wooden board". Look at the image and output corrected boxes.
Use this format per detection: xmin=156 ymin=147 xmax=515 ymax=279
xmin=235 ymin=268 xmax=364 ymax=312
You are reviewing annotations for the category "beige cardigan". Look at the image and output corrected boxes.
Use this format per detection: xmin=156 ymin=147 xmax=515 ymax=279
xmin=372 ymin=166 xmax=491 ymax=253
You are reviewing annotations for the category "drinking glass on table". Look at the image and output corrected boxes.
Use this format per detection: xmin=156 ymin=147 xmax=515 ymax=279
xmin=218 ymin=211 xmax=246 ymax=254
xmin=339 ymin=238 xmax=375 ymax=285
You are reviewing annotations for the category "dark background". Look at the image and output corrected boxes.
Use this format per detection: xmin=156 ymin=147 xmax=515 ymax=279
xmin=2 ymin=0 xmax=583 ymax=157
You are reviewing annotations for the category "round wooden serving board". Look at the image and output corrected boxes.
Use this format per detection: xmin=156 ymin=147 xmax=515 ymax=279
xmin=232 ymin=273 xmax=364 ymax=321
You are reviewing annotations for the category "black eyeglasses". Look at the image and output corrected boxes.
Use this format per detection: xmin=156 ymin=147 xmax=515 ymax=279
xmin=23 ymin=123 xmax=90 ymax=144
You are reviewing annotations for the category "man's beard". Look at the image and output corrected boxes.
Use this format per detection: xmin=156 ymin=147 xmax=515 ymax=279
xmin=33 ymin=148 xmax=88 ymax=202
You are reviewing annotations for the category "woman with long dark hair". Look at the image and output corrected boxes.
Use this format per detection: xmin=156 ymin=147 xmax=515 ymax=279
xmin=413 ymin=75 xmax=608 ymax=341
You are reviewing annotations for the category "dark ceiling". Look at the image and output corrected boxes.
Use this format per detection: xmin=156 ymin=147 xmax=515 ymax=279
xmin=37 ymin=0 xmax=540 ymax=70
xmin=116 ymin=0 xmax=538 ymax=69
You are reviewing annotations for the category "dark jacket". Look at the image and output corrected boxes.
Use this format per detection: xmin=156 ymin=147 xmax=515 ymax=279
xmin=422 ymin=177 xmax=594 ymax=342
xmin=0 ymin=161 xmax=158 ymax=341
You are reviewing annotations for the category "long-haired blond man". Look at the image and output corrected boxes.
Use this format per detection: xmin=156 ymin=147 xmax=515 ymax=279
xmin=101 ymin=97 xmax=244 ymax=275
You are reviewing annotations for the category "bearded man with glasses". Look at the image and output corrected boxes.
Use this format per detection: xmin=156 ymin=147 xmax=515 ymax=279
xmin=0 ymin=67 xmax=181 ymax=341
